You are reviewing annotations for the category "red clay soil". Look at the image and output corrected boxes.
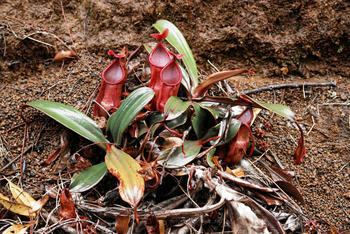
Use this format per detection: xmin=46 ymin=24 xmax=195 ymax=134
xmin=0 ymin=0 xmax=349 ymax=233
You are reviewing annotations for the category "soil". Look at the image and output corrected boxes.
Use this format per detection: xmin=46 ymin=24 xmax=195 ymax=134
xmin=0 ymin=0 xmax=349 ymax=233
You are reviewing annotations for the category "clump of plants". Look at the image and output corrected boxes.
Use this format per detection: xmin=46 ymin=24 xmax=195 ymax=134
xmin=2 ymin=20 xmax=306 ymax=233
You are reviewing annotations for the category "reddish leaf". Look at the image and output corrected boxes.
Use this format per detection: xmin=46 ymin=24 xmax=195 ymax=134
xmin=67 ymin=154 xmax=92 ymax=173
xmin=275 ymin=180 xmax=304 ymax=203
xmin=44 ymin=132 xmax=69 ymax=165
xmin=192 ymin=69 xmax=247 ymax=98
xmin=224 ymin=108 xmax=255 ymax=164
xmin=253 ymin=192 xmax=283 ymax=206
xmin=225 ymin=124 xmax=251 ymax=164
xmin=44 ymin=148 xmax=61 ymax=165
xmin=269 ymin=166 xmax=294 ymax=182
xmin=294 ymin=123 xmax=306 ymax=164
xmin=115 ymin=215 xmax=130 ymax=234
xmin=59 ymin=188 xmax=76 ymax=220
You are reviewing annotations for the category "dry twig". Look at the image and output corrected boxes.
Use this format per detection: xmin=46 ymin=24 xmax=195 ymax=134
xmin=242 ymin=81 xmax=336 ymax=95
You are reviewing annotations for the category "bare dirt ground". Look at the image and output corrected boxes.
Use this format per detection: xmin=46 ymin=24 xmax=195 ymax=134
xmin=0 ymin=0 xmax=349 ymax=233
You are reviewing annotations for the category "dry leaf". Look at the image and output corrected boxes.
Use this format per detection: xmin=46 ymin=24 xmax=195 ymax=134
xmin=228 ymin=201 xmax=269 ymax=234
xmin=54 ymin=50 xmax=77 ymax=62
xmin=275 ymin=180 xmax=304 ymax=203
xmin=253 ymin=192 xmax=283 ymax=206
xmin=269 ymin=166 xmax=294 ymax=182
xmin=159 ymin=220 xmax=165 ymax=234
xmin=115 ymin=215 xmax=130 ymax=234
xmin=0 ymin=193 xmax=34 ymax=217
xmin=161 ymin=137 xmax=183 ymax=149
xmin=7 ymin=180 xmax=36 ymax=207
xmin=231 ymin=167 xmax=245 ymax=177
xmin=6 ymin=179 xmax=49 ymax=212
xmin=105 ymin=145 xmax=145 ymax=208
xmin=3 ymin=223 xmax=33 ymax=234
xmin=59 ymin=188 xmax=77 ymax=220
xmin=44 ymin=131 xmax=69 ymax=165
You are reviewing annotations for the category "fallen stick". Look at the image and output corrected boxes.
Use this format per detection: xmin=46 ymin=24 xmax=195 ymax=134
xmin=242 ymin=81 xmax=336 ymax=95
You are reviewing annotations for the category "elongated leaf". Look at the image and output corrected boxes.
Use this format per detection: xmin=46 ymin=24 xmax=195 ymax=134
xmin=116 ymin=215 xmax=130 ymax=234
xmin=179 ymin=65 xmax=191 ymax=91
xmin=224 ymin=119 xmax=242 ymax=144
xmin=70 ymin=162 xmax=107 ymax=193
xmin=108 ymin=87 xmax=154 ymax=145
xmin=0 ymin=193 xmax=34 ymax=217
xmin=28 ymin=100 xmax=108 ymax=146
xmin=294 ymin=123 xmax=306 ymax=164
xmin=166 ymin=111 xmax=188 ymax=129
xmin=275 ymin=181 xmax=304 ymax=203
xmin=240 ymin=95 xmax=295 ymax=120
xmin=198 ymin=104 xmax=220 ymax=119
xmin=193 ymin=69 xmax=247 ymax=97
xmin=6 ymin=179 xmax=48 ymax=212
xmin=153 ymin=20 xmax=198 ymax=88
xmin=202 ymin=119 xmax=241 ymax=144
xmin=159 ymin=141 xmax=202 ymax=169
xmin=192 ymin=103 xmax=216 ymax=138
xmin=164 ymin=96 xmax=190 ymax=120
xmin=105 ymin=145 xmax=144 ymax=207
xmin=7 ymin=179 xmax=36 ymax=207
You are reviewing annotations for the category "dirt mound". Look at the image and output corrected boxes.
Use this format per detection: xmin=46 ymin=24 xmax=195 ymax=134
xmin=1 ymin=0 xmax=349 ymax=77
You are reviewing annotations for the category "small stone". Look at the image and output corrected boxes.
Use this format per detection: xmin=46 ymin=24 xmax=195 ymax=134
xmin=340 ymin=93 xmax=348 ymax=101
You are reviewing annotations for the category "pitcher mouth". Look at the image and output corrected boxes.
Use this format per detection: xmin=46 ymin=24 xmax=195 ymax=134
xmin=101 ymin=60 xmax=126 ymax=85
xmin=148 ymin=43 xmax=173 ymax=68
xmin=160 ymin=60 xmax=182 ymax=86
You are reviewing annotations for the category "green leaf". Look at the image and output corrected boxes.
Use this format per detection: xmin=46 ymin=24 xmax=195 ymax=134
xmin=206 ymin=148 xmax=216 ymax=168
xmin=159 ymin=141 xmax=202 ymax=169
xmin=224 ymin=119 xmax=241 ymax=143
xmin=153 ymin=19 xmax=198 ymax=88
xmin=241 ymin=95 xmax=295 ymax=120
xmin=202 ymin=119 xmax=241 ymax=144
xmin=164 ymin=96 xmax=190 ymax=121
xmin=179 ymin=65 xmax=191 ymax=92
xmin=70 ymin=163 xmax=107 ymax=193
xmin=198 ymin=104 xmax=220 ymax=119
xmin=166 ymin=111 xmax=188 ymax=129
xmin=191 ymin=103 xmax=215 ymax=138
xmin=105 ymin=146 xmax=144 ymax=207
xmin=27 ymin=100 xmax=108 ymax=146
xmin=108 ymin=87 xmax=154 ymax=145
